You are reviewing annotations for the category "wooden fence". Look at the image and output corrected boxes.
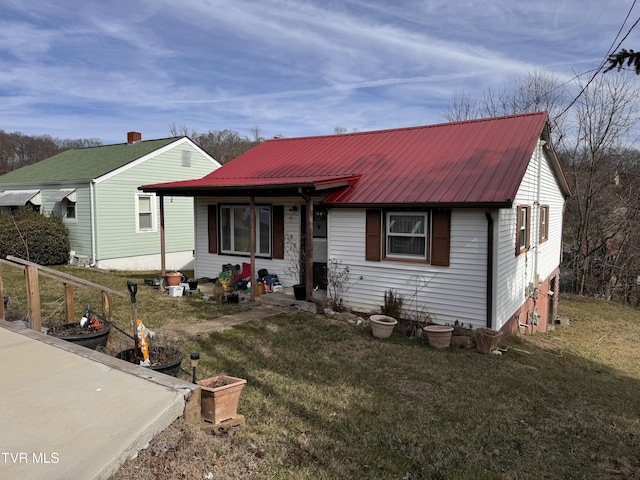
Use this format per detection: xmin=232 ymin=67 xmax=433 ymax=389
xmin=0 ymin=255 xmax=127 ymax=331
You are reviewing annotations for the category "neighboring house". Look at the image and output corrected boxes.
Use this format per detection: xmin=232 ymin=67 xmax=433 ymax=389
xmin=0 ymin=132 xmax=220 ymax=270
xmin=142 ymin=113 xmax=570 ymax=334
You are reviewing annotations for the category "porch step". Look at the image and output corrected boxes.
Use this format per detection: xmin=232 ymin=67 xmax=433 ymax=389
xmin=256 ymin=289 xmax=322 ymax=314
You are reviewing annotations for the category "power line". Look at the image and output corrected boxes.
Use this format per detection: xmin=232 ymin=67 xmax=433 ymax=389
xmin=555 ymin=1 xmax=639 ymax=122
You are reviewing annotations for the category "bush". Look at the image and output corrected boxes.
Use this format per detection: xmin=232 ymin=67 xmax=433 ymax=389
xmin=381 ymin=289 xmax=404 ymax=318
xmin=0 ymin=208 xmax=70 ymax=265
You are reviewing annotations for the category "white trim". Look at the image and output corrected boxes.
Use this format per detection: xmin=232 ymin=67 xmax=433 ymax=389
xmin=90 ymin=181 xmax=97 ymax=266
xmin=385 ymin=211 xmax=428 ymax=260
xmin=94 ymin=138 xmax=221 ymax=184
xmin=62 ymin=199 xmax=77 ymax=224
xmin=135 ymin=192 xmax=158 ymax=233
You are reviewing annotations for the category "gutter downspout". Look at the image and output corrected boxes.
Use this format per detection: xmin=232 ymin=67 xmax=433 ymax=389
xmin=485 ymin=211 xmax=494 ymax=328
xmin=89 ymin=181 xmax=97 ymax=267
xmin=159 ymin=195 xmax=166 ymax=277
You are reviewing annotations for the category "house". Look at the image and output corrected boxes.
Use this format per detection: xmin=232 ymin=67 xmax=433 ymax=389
xmin=142 ymin=112 xmax=570 ymax=334
xmin=0 ymin=132 xmax=221 ymax=270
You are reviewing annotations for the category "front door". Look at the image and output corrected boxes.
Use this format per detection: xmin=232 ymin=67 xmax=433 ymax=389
xmin=301 ymin=206 xmax=328 ymax=290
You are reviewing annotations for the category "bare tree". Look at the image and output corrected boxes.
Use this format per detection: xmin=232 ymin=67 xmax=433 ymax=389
xmin=561 ymin=72 xmax=640 ymax=295
xmin=442 ymin=70 xmax=569 ymax=144
xmin=441 ymin=91 xmax=480 ymax=122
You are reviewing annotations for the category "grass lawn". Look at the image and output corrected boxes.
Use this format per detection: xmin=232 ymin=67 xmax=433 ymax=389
xmin=2 ymin=265 xmax=639 ymax=479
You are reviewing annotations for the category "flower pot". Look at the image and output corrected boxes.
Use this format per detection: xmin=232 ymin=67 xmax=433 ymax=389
xmin=116 ymin=346 xmax=183 ymax=377
xmin=198 ymin=375 xmax=247 ymax=424
xmin=165 ymin=273 xmax=182 ymax=286
xmin=474 ymin=328 xmax=503 ymax=354
xmin=293 ymin=284 xmax=306 ymax=301
xmin=47 ymin=322 xmax=111 ymax=350
xmin=369 ymin=314 xmax=398 ymax=339
xmin=423 ymin=325 xmax=454 ymax=349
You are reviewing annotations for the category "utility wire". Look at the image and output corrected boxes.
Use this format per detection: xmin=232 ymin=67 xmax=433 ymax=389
xmin=555 ymin=1 xmax=639 ymax=122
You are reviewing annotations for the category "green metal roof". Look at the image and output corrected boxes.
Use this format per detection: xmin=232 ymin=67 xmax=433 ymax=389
xmin=0 ymin=137 xmax=181 ymax=184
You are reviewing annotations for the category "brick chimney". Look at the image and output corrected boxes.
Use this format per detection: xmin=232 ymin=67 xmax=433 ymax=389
xmin=127 ymin=132 xmax=142 ymax=144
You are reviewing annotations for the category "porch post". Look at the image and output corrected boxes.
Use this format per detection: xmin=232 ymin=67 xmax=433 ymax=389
xmin=249 ymin=196 xmax=256 ymax=301
xmin=159 ymin=195 xmax=166 ymax=277
xmin=305 ymin=198 xmax=313 ymax=300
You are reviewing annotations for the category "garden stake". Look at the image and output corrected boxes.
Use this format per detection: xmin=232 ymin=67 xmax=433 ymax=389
xmin=127 ymin=281 xmax=141 ymax=364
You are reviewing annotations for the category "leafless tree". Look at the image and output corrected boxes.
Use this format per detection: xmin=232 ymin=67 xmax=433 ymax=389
xmin=560 ymin=72 xmax=640 ymax=296
xmin=442 ymin=70 xmax=569 ymax=144
xmin=0 ymin=131 xmax=101 ymax=173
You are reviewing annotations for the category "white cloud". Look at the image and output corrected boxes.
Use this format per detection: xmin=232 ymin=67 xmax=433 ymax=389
xmin=0 ymin=0 xmax=638 ymax=143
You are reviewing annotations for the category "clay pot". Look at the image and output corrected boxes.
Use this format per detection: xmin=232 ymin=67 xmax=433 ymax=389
xmin=423 ymin=325 xmax=454 ymax=349
xmin=369 ymin=315 xmax=398 ymax=339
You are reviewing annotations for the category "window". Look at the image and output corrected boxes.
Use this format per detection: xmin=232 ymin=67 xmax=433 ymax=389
xmin=516 ymin=205 xmax=530 ymax=254
xmin=365 ymin=209 xmax=450 ymax=265
xmin=220 ymin=205 xmax=271 ymax=256
xmin=136 ymin=193 xmax=156 ymax=232
xmin=208 ymin=205 xmax=284 ymax=258
xmin=65 ymin=200 xmax=76 ymax=221
xmin=181 ymin=150 xmax=191 ymax=167
xmin=539 ymin=205 xmax=549 ymax=242
xmin=386 ymin=212 xmax=428 ymax=259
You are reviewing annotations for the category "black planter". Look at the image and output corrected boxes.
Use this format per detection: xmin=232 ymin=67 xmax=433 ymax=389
xmin=116 ymin=346 xmax=183 ymax=377
xmin=47 ymin=322 xmax=111 ymax=350
xmin=293 ymin=284 xmax=307 ymax=301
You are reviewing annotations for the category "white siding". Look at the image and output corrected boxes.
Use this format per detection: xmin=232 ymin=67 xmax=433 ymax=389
xmin=494 ymin=142 xmax=566 ymax=329
xmin=330 ymin=208 xmax=489 ymax=329
xmin=194 ymin=196 xmax=301 ymax=281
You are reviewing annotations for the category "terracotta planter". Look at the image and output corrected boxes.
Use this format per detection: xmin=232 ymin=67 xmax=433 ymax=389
xmin=198 ymin=375 xmax=247 ymax=424
xmin=423 ymin=325 xmax=454 ymax=349
xmin=474 ymin=328 xmax=503 ymax=354
xmin=369 ymin=314 xmax=398 ymax=339
xmin=165 ymin=273 xmax=182 ymax=286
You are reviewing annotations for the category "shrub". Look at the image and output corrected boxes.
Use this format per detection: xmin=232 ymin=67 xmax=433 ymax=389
xmin=381 ymin=289 xmax=404 ymax=318
xmin=0 ymin=208 xmax=70 ymax=265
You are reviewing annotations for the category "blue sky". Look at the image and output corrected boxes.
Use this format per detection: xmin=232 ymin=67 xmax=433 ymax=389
xmin=1 ymin=0 xmax=639 ymax=145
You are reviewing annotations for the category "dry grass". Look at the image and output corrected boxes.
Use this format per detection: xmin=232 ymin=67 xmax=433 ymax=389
xmin=1 ymin=263 xmax=241 ymax=334
xmin=115 ymin=294 xmax=639 ymax=480
xmin=3 ymin=266 xmax=639 ymax=479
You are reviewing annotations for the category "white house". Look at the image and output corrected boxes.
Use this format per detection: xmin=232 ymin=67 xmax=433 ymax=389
xmin=142 ymin=113 xmax=570 ymax=334
xmin=0 ymin=132 xmax=221 ymax=270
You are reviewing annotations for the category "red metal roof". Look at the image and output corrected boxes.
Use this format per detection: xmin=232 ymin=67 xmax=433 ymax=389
xmin=143 ymin=112 xmax=569 ymax=206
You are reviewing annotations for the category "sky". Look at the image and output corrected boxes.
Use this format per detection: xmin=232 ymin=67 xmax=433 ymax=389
xmin=1 ymin=0 xmax=640 ymax=145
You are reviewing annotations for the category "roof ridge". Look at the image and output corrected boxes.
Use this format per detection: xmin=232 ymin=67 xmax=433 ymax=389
xmin=266 ymin=112 xmax=548 ymax=143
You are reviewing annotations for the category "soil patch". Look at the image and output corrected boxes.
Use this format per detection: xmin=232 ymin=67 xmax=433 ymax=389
xmin=47 ymin=322 xmax=108 ymax=337
xmin=116 ymin=345 xmax=183 ymax=367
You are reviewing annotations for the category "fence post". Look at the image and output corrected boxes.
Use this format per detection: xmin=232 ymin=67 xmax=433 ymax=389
xmin=25 ymin=265 xmax=41 ymax=331
xmin=102 ymin=290 xmax=113 ymax=323
xmin=64 ymin=283 xmax=75 ymax=324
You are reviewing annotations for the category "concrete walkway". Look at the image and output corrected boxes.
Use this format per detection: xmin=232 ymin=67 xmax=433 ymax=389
xmin=0 ymin=320 xmax=198 ymax=480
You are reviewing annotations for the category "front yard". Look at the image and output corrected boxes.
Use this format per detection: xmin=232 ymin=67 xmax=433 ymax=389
xmin=2 ymin=265 xmax=639 ymax=479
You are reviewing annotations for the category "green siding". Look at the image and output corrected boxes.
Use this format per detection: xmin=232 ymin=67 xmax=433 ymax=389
xmin=94 ymin=142 xmax=217 ymax=261
xmin=64 ymin=187 xmax=93 ymax=258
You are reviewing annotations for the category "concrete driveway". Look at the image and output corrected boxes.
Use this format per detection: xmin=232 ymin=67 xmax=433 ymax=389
xmin=0 ymin=320 xmax=198 ymax=480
